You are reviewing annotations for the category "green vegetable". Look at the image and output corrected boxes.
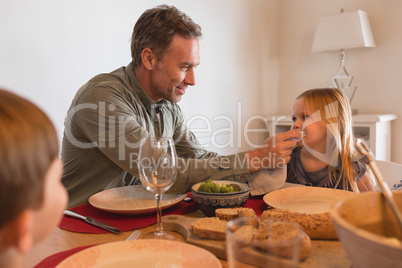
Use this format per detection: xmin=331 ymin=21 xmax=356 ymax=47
xmin=229 ymin=184 xmax=241 ymax=192
xmin=197 ymin=179 xmax=241 ymax=193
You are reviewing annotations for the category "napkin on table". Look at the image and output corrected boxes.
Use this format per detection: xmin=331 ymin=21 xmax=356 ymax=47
xmin=248 ymin=166 xmax=286 ymax=196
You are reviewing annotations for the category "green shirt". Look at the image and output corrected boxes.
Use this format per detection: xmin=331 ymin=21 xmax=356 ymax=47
xmin=62 ymin=63 xmax=250 ymax=207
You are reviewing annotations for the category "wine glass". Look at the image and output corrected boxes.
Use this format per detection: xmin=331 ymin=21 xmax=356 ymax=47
xmin=138 ymin=137 xmax=177 ymax=239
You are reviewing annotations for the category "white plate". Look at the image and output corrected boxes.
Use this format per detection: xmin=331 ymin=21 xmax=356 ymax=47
xmin=57 ymin=240 xmax=222 ymax=268
xmin=88 ymin=185 xmax=186 ymax=215
xmin=263 ymin=187 xmax=357 ymax=214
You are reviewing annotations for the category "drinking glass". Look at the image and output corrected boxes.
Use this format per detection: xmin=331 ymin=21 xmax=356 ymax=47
xmin=138 ymin=137 xmax=177 ymax=239
xmin=226 ymin=217 xmax=303 ymax=268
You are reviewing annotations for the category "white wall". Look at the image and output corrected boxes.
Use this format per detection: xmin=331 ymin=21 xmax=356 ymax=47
xmin=0 ymin=0 xmax=277 ymax=155
xmin=1 ymin=0 xmax=401 ymax=163
xmin=277 ymin=0 xmax=402 ymax=164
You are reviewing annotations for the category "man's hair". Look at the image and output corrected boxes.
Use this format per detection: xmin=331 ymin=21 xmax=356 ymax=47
xmin=0 ymin=89 xmax=59 ymax=228
xmin=131 ymin=4 xmax=202 ymax=68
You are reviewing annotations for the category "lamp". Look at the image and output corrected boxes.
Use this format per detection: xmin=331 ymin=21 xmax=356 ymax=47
xmin=311 ymin=9 xmax=375 ymax=105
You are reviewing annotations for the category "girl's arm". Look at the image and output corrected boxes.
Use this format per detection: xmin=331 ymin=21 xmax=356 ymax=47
xmin=357 ymin=172 xmax=375 ymax=192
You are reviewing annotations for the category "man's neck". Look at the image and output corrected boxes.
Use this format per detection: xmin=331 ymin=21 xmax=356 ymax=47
xmin=133 ymin=65 xmax=161 ymax=103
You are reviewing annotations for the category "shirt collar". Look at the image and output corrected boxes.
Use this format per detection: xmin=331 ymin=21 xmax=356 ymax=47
xmin=125 ymin=62 xmax=167 ymax=115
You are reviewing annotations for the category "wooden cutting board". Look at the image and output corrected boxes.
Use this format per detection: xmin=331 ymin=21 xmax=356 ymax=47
xmin=162 ymin=215 xmax=227 ymax=259
xmin=162 ymin=214 xmax=352 ymax=267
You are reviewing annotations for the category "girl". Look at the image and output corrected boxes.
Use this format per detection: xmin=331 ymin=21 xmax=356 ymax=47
xmin=0 ymin=88 xmax=68 ymax=268
xmin=287 ymin=88 xmax=374 ymax=192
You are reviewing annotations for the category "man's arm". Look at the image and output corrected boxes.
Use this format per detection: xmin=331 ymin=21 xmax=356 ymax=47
xmin=246 ymin=130 xmax=301 ymax=172
xmin=70 ymin=85 xmax=300 ymax=194
xmin=168 ymin=106 xmax=301 ymax=193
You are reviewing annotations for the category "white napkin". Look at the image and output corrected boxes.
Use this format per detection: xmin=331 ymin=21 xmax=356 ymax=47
xmin=248 ymin=166 xmax=287 ymax=196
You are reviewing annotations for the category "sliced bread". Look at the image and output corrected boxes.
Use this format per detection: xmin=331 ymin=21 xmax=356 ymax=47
xmin=256 ymin=219 xmax=312 ymax=260
xmin=215 ymin=207 xmax=256 ymax=221
xmin=192 ymin=217 xmax=227 ymax=240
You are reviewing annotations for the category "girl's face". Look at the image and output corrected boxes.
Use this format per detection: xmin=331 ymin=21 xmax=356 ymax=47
xmin=32 ymin=158 xmax=67 ymax=244
xmin=291 ymin=97 xmax=328 ymax=153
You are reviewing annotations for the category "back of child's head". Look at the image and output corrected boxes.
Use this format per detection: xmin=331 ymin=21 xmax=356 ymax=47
xmin=0 ymin=88 xmax=59 ymax=229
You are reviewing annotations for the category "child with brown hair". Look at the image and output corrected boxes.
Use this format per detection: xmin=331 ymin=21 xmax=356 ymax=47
xmin=0 ymin=88 xmax=67 ymax=267
xmin=287 ymin=88 xmax=374 ymax=192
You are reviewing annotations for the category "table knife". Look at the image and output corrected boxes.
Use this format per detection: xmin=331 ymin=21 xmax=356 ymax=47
xmin=63 ymin=210 xmax=121 ymax=234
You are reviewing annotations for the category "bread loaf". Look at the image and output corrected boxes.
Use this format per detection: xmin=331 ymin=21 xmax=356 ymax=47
xmin=255 ymin=219 xmax=312 ymax=260
xmin=262 ymin=208 xmax=337 ymax=240
xmin=215 ymin=207 xmax=256 ymax=221
xmin=192 ymin=217 xmax=227 ymax=240
xmin=233 ymin=225 xmax=258 ymax=243
xmin=192 ymin=212 xmax=312 ymax=260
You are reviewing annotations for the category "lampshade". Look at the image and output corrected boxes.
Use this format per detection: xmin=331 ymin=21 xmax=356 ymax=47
xmin=311 ymin=10 xmax=375 ymax=52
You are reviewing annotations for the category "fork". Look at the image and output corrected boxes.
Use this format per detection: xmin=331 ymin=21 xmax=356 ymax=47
xmin=126 ymin=230 xmax=141 ymax=241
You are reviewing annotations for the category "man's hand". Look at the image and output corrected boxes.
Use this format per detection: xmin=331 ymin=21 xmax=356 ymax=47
xmin=245 ymin=130 xmax=302 ymax=173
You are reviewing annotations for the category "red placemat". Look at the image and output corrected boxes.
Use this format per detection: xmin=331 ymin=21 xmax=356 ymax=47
xmin=59 ymin=193 xmax=267 ymax=234
xmin=60 ymin=193 xmax=198 ymax=234
xmin=34 ymin=245 xmax=96 ymax=268
xmin=244 ymin=195 xmax=268 ymax=215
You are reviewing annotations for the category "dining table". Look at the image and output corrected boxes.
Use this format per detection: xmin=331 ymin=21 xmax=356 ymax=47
xmin=23 ymin=191 xmax=353 ymax=268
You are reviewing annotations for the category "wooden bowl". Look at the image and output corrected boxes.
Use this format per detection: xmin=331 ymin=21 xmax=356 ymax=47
xmin=330 ymin=191 xmax=402 ymax=268
xmin=191 ymin=180 xmax=250 ymax=217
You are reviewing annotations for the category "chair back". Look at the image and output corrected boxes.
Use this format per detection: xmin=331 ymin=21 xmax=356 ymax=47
xmin=373 ymin=160 xmax=402 ymax=189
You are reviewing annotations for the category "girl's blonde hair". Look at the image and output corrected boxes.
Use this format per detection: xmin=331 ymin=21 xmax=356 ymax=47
xmin=0 ymin=89 xmax=59 ymax=228
xmin=297 ymin=88 xmax=359 ymax=192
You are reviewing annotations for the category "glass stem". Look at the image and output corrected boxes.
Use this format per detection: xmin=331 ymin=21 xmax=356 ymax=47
xmin=155 ymin=193 xmax=165 ymax=236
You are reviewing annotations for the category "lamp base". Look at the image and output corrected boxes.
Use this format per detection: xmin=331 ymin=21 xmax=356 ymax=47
xmin=332 ymin=50 xmax=357 ymax=103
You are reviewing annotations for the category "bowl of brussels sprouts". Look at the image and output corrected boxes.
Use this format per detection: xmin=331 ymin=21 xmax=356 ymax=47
xmin=191 ymin=179 xmax=250 ymax=217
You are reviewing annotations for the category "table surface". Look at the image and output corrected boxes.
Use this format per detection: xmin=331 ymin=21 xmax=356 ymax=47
xmin=24 ymin=210 xmax=351 ymax=268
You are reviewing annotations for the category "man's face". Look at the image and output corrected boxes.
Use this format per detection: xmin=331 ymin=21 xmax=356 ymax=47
xmin=151 ymin=35 xmax=200 ymax=103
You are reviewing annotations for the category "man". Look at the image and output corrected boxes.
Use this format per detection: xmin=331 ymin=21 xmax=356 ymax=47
xmin=62 ymin=5 xmax=300 ymax=207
